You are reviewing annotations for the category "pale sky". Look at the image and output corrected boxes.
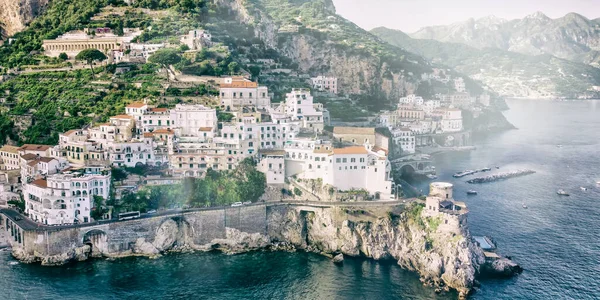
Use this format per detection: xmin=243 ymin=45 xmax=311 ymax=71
xmin=332 ymin=0 xmax=600 ymax=33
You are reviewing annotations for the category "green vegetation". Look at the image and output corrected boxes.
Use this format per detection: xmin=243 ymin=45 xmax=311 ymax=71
xmin=294 ymin=187 xmax=302 ymax=196
xmin=426 ymin=216 xmax=442 ymax=232
xmin=91 ymin=195 xmax=108 ymax=220
xmin=116 ymin=159 xmax=266 ymax=213
xmin=76 ymin=49 xmax=108 ymax=78
xmin=407 ymin=202 xmax=425 ymax=228
xmin=0 ymin=70 xmax=159 ymax=144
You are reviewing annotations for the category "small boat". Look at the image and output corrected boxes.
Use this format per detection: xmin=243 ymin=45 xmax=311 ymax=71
xmin=495 ymin=166 xmax=500 ymax=169
xmin=580 ymin=187 xmax=588 ymax=191
xmin=467 ymin=190 xmax=478 ymax=195
xmin=557 ymin=189 xmax=570 ymax=196
xmin=426 ymin=174 xmax=438 ymax=179
xmin=481 ymin=167 xmax=492 ymax=172
xmin=522 ymin=203 xmax=528 ymax=209
xmin=556 ymin=144 xmax=563 ymax=148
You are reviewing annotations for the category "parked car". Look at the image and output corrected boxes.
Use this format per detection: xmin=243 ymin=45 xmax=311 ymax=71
xmin=243 ymin=201 xmax=251 ymax=205
xmin=147 ymin=210 xmax=157 ymax=214
xmin=231 ymin=202 xmax=243 ymax=207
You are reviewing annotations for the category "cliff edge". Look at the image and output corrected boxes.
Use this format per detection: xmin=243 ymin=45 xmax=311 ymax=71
xmin=0 ymin=0 xmax=49 ymax=39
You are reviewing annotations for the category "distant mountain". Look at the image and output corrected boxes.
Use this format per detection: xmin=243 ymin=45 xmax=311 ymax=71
xmin=410 ymin=12 xmax=600 ymax=68
xmin=372 ymin=27 xmax=600 ymax=98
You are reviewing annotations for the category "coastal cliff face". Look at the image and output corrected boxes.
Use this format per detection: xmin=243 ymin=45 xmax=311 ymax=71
xmin=0 ymin=0 xmax=49 ymax=39
xmin=7 ymin=203 xmax=519 ymax=296
xmin=267 ymin=205 xmax=485 ymax=296
xmin=214 ymin=0 xmax=421 ymax=104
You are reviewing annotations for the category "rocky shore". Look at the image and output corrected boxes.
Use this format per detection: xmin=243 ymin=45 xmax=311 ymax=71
xmin=8 ymin=204 xmax=520 ymax=297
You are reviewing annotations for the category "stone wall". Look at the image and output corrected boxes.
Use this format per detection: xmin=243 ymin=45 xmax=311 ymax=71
xmin=1 ymin=205 xmax=268 ymax=261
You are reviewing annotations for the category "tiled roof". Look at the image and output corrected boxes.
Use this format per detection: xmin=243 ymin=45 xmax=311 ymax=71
xmin=126 ymin=102 xmax=147 ymax=108
xmin=153 ymin=129 xmax=174 ymax=134
xmin=332 ymin=146 xmax=368 ymax=155
xmin=259 ymin=149 xmax=286 ymax=156
xmin=31 ymin=178 xmax=47 ymax=188
xmin=148 ymin=107 xmax=168 ymax=112
xmin=0 ymin=145 xmax=20 ymax=153
xmin=21 ymin=153 xmax=38 ymax=160
xmin=198 ymin=127 xmax=213 ymax=132
xmin=19 ymin=144 xmax=52 ymax=151
xmin=220 ymin=81 xmax=258 ymax=88
xmin=111 ymin=114 xmax=134 ymax=120
xmin=333 ymin=127 xmax=375 ymax=135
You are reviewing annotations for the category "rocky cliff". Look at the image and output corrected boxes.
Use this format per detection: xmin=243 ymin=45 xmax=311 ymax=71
xmin=214 ymin=0 xmax=426 ymax=106
xmin=9 ymin=203 xmax=519 ymax=296
xmin=0 ymin=0 xmax=49 ymax=39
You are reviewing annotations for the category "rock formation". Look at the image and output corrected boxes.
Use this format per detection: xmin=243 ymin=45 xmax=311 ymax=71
xmin=0 ymin=0 xmax=49 ymax=39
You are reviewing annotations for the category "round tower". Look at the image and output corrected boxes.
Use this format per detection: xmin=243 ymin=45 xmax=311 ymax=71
xmin=430 ymin=182 xmax=453 ymax=200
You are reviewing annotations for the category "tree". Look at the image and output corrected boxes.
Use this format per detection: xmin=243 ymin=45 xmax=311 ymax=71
xmin=75 ymin=49 xmax=107 ymax=78
xmin=111 ymin=167 xmax=128 ymax=182
xmin=180 ymin=44 xmax=190 ymax=52
xmin=148 ymin=48 xmax=182 ymax=81
xmin=91 ymin=195 xmax=106 ymax=220
xmin=58 ymin=52 xmax=68 ymax=61
xmin=294 ymin=187 xmax=302 ymax=197
xmin=227 ymin=62 xmax=239 ymax=75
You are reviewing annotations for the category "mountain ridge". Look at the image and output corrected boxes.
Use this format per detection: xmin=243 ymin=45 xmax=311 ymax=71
xmin=410 ymin=12 xmax=600 ymax=67
xmin=372 ymin=26 xmax=600 ymax=98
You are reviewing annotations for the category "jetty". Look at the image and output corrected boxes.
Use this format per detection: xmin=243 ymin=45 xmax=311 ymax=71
xmin=467 ymin=169 xmax=536 ymax=184
xmin=453 ymin=167 xmax=493 ymax=178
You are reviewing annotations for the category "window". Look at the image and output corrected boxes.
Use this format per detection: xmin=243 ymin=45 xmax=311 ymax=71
xmin=360 ymin=158 xmax=365 ymax=163
xmin=350 ymin=158 xmax=356 ymax=163
xmin=342 ymin=158 xmax=347 ymax=163
xmin=336 ymin=158 xmax=341 ymax=163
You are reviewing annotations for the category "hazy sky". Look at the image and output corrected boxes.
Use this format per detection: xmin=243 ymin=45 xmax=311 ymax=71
xmin=332 ymin=0 xmax=600 ymax=33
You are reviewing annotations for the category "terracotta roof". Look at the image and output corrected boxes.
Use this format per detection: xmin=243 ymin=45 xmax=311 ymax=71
xmin=38 ymin=157 xmax=56 ymax=163
xmin=143 ymin=133 xmax=154 ymax=138
xmin=313 ymin=146 xmax=333 ymax=154
xmin=148 ymin=107 xmax=168 ymax=112
xmin=0 ymin=145 xmax=20 ymax=153
xmin=332 ymin=146 xmax=369 ymax=155
xmin=126 ymin=102 xmax=147 ymax=108
xmin=259 ymin=149 xmax=285 ymax=156
xmin=153 ymin=129 xmax=174 ymax=134
xmin=220 ymin=81 xmax=258 ymax=88
xmin=27 ymin=160 xmax=39 ymax=167
xmin=333 ymin=127 xmax=375 ymax=135
xmin=63 ymin=129 xmax=79 ymax=136
xmin=198 ymin=127 xmax=213 ymax=132
xmin=19 ymin=144 xmax=52 ymax=151
xmin=111 ymin=114 xmax=134 ymax=120
xmin=21 ymin=153 xmax=38 ymax=161
xmin=31 ymin=178 xmax=47 ymax=188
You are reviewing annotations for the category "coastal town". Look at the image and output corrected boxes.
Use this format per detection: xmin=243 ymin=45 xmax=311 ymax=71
xmin=0 ymin=23 xmax=498 ymax=227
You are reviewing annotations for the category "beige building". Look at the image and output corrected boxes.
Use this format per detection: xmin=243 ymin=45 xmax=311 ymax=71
xmin=332 ymin=127 xmax=390 ymax=153
xmin=0 ymin=145 xmax=20 ymax=170
xmin=42 ymin=28 xmax=140 ymax=58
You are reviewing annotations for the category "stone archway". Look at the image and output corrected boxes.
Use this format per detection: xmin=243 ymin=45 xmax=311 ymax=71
xmin=83 ymin=229 xmax=108 ymax=258
xmin=399 ymin=164 xmax=416 ymax=176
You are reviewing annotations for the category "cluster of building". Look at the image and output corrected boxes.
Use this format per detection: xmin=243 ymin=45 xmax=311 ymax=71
xmin=42 ymin=27 xmax=213 ymax=64
xmin=0 ymin=77 xmax=400 ymax=225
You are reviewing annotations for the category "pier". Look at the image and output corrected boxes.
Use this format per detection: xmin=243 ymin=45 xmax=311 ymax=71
xmin=467 ymin=169 xmax=536 ymax=184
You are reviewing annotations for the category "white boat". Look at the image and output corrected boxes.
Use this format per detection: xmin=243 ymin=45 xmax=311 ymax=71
xmin=426 ymin=174 xmax=438 ymax=179
xmin=467 ymin=190 xmax=478 ymax=195
xmin=556 ymin=144 xmax=563 ymax=148
xmin=557 ymin=189 xmax=570 ymax=196
xmin=522 ymin=203 xmax=528 ymax=209
xmin=580 ymin=187 xmax=588 ymax=191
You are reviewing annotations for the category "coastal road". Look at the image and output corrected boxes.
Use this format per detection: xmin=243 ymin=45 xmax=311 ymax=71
xmin=0 ymin=198 xmax=419 ymax=232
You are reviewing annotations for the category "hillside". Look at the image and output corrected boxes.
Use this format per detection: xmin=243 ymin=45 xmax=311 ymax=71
xmin=410 ymin=12 xmax=600 ymax=68
xmin=0 ymin=0 xmax=49 ymax=40
xmin=372 ymin=27 xmax=600 ymax=98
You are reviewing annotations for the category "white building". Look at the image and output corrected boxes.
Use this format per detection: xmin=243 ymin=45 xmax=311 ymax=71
xmin=281 ymin=140 xmax=393 ymax=199
xmin=399 ymin=95 xmax=424 ymax=106
xmin=454 ymin=77 xmax=466 ymax=93
xmin=423 ymin=100 xmax=441 ymax=115
xmin=180 ymin=29 xmax=212 ymax=50
xmin=257 ymin=150 xmax=285 ymax=184
xmin=219 ymin=78 xmax=271 ymax=109
xmin=441 ymin=109 xmax=463 ymax=133
xmin=310 ymin=76 xmax=338 ymax=94
xmin=24 ymin=172 xmax=111 ymax=225
xmin=277 ymin=89 xmax=328 ymax=132
xmin=171 ymin=104 xmax=218 ymax=138
xmin=391 ymin=127 xmax=415 ymax=154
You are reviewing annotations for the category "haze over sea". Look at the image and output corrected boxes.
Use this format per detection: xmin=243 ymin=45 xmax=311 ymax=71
xmin=1 ymin=99 xmax=599 ymax=299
